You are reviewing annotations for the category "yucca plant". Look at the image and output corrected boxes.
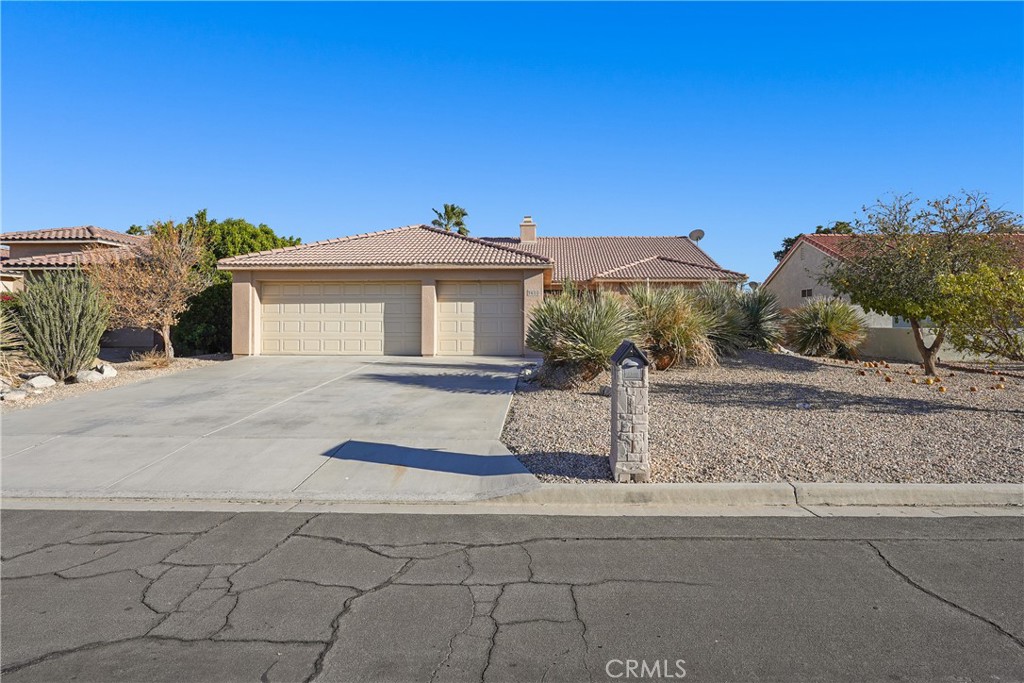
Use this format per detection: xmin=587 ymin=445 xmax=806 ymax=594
xmin=784 ymin=297 xmax=868 ymax=359
xmin=526 ymin=289 xmax=636 ymax=384
xmin=16 ymin=270 xmax=110 ymax=380
xmin=737 ymin=287 xmax=783 ymax=350
xmin=696 ymin=282 xmax=747 ymax=355
xmin=627 ymin=286 xmax=717 ymax=369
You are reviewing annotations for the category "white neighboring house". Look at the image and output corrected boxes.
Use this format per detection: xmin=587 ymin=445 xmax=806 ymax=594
xmin=762 ymin=233 xmax=981 ymax=362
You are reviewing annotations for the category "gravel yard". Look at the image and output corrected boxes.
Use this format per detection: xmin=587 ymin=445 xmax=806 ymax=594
xmin=503 ymin=351 xmax=1024 ymax=484
xmin=0 ymin=355 xmax=229 ymax=412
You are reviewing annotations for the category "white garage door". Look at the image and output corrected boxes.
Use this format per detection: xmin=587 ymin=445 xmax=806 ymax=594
xmin=436 ymin=281 xmax=523 ymax=356
xmin=261 ymin=282 xmax=421 ymax=355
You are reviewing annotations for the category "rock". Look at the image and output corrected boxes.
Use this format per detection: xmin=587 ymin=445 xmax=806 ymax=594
xmin=599 ymin=385 xmax=612 ymax=397
xmin=94 ymin=363 xmax=118 ymax=378
xmin=2 ymin=390 xmax=28 ymax=402
xmin=75 ymin=369 xmax=105 ymax=383
xmin=25 ymin=375 xmax=57 ymax=389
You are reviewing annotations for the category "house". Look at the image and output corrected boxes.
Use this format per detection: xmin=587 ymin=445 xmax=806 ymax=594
xmin=0 ymin=225 xmax=159 ymax=354
xmin=218 ymin=216 xmax=746 ymax=357
xmin=762 ymin=232 xmax=1024 ymax=361
xmin=761 ymin=234 xmax=894 ymax=327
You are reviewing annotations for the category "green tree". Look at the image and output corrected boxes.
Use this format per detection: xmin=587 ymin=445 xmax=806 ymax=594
xmin=825 ymin=192 xmax=1021 ymax=375
xmin=431 ymin=204 xmax=469 ymax=236
xmin=936 ymin=264 xmax=1024 ymax=361
xmin=126 ymin=224 xmax=147 ymax=236
xmin=773 ymin=221 xmax=854 ymax=261
xmin=172 ymin=210 xmax=301 ymax=355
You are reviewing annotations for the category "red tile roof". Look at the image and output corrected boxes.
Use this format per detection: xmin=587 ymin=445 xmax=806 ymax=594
xmin=0 ymin=246 xmax=138 ymax=270
xmin=0 ymin=225 xmax=148 ymax=247
xmin=594 ymin=256 xmax=745 ymax=282
xmin=217 ymin=225 xmax=552 ymax=268
xmin=481 ymin=235 xmax=743 ymax=283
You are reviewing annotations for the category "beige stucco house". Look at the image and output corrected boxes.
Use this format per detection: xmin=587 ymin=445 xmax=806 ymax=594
xmin=219 ymin=217 xmax=745 ymax=358
xmin=762 ymin=234 xmax=894 ymax=328
xmin=761 ymin=232 xmax=1024 ymax=362
xmin=0 ymin=226 xmax=159 ymax=353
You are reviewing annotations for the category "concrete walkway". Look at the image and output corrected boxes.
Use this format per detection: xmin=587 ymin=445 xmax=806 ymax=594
xmin=1 ymin=357 xmax=539 ymax=502
xmin=2 ymin=510 xmax=1022 ymax=682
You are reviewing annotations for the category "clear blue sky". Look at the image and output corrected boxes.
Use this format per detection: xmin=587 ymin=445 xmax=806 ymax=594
xmin=3 ymin=2 xmax=1021 ymax=281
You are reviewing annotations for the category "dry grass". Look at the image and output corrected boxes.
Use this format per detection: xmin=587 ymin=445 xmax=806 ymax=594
xmin=130 ymin=349 xmax=172 ymax=369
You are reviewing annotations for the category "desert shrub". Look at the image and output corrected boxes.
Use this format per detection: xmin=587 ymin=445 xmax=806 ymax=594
xmin=526 ymin=289 xmax=636 ymax=386
xmin=131 ymin=349 xmax=172 ymax=369
xmin=16 ymin=270 xmax=110 ymax=380
xmin=737 ymin=287 xmax=783 ymax=350
xmin=696 ymin=282 xmax=747 ymax=355
xmin=626 ymin=286 xmax=717 ymax=369
xmin=785 ymin=298 xmax=867 ymax=359
xmin=0 ymin=306 xmax=29 ymax=385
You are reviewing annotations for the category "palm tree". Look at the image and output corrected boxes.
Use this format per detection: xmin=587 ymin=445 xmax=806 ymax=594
xmin=431 ymin=204 xmax=469 ymax=236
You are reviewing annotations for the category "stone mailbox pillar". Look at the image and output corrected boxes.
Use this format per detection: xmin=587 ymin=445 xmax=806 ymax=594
xmin=610 ymin=340 xmax=651 ymax=483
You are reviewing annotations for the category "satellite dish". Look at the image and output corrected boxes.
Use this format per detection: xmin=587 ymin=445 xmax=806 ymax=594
xmin=688 ymin=229 xmax=705 ymax=243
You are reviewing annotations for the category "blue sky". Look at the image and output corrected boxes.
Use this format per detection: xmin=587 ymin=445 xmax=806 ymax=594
xmin=2 ymin=2 xmax=1021 ymax=281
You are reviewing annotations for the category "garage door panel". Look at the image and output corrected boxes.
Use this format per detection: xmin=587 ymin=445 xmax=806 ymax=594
xmin=261 ymin=281 xmax=420 ymax=356
xmin=436 ymin=281 xmax=523 ymax=356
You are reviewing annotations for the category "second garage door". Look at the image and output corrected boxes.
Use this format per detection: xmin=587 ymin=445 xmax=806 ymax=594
xmin=437 ymin=281 xmax=523 ymax=356
xmin=261 ymin=282 xmax=421 ymax=355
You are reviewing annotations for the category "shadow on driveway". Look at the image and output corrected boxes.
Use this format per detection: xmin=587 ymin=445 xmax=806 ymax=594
xmin=357 ymin=371 xmax=516 ymax=395
xmin=327 ymin=441 xmax=531 ymax=476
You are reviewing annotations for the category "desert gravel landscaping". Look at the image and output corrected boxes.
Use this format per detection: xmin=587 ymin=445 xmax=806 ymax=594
xmin=0 ymin=355 xmax=228 ymax=412
xmin=503 ymin=351 xmax=1024 ymax=484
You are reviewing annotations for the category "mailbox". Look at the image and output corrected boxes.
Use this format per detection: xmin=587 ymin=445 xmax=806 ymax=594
xmin=611 ymin=340 xmax=650 ymax=377
xmin=609 ymin=340 xmax=651 ymax=483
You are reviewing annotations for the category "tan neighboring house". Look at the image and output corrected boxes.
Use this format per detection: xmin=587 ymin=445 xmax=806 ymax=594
xmin=219 ymin=216 xmax=745 ymax=358
xmin=762 ymin=232 xmax=1024 ymax=362
xmin=0 ymin=226 xmax=159 ymax=353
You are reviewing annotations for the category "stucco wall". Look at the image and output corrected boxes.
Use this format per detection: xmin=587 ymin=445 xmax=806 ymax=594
xmin=228 ymin=268 xmax=547 ymax=357
xmin=4 ymin=241 xmax=120 ymax=260
xmin=860 ymin=328 xmax=989 ymax=363
xmin=764 ymin=242 xmax=892 ymax=328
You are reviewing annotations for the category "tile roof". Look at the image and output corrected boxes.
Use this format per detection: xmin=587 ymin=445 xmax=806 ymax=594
xmin=0 ymin=246 xmax=138 ymax=270
xmin=594 ymin=256 xmax=746 ymax=282
xmin=0 ymin=225 xmax=148 ymax=247
xmin=217 ymin=225 xmax=552 ymax=268
xmin=481 ymin=235 xmax=743 ymax=282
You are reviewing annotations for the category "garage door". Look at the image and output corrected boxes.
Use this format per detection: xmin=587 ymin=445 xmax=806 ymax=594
xmin=261 ymin=282 xmax=420 ymax=355
xmin=436 ymin=281 xmax=523 ymax=356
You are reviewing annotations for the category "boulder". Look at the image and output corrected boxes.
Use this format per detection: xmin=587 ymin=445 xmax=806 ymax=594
xmin=599 ymin=385 xmax=612 ymax=397
xmin=25 ymin=375 xmax=57 ymax=389
xmin=2 ymin=390 xmax=28 ymax=402
xmin=75 ymin=369 xmax=105 ymax=383
xmin=94 ymin=363 xmax=118 ymax=378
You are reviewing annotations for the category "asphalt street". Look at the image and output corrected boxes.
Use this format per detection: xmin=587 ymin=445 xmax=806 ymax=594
xmin=1 ymin=510 xmax=1022 ymax=682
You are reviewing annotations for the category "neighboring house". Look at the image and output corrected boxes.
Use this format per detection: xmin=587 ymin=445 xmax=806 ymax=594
xmin=762 ymin=232 xmax=1024 ymax=362
xmin=218 ymin=216 xmax=745 ymax=358
xmin=0 ymin=226 xmax=159 ymax=355
xmin=762 ymin=234 xmax=894 ymax=328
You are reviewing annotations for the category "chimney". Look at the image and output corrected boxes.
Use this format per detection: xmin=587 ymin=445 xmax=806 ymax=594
xmin=519 ymin=215 xmax=537 ymax=243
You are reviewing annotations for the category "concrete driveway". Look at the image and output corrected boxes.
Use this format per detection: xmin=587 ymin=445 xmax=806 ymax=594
xmin=1 ymin=357 xmax=539 ymax=502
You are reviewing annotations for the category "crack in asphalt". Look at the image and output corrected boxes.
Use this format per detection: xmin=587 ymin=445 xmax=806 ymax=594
xmin=3 ymin=510 xmax=1022 ymax=682
xmin=866 ymin=541 xmax=1024 ymax=650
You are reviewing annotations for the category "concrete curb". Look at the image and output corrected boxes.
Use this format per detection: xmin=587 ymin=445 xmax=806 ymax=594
xmin=793 ymin=483 xmax=1023 ymax=507
xmin=484 ymin=482 xmax=1023 ymax=508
